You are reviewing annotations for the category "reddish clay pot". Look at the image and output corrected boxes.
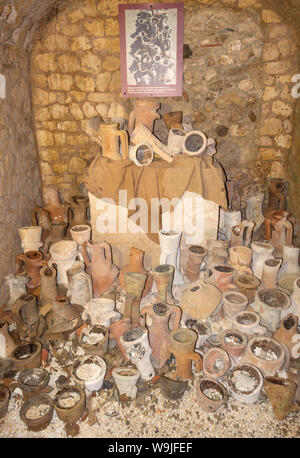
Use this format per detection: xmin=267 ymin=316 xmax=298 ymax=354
xmin=54 ymin=385 xmax=86 ymax=423
xmin=208 ymin=265 xmax=236 ymax=292
xmin=203 ymin=347 xmax=231 ymax=380
xmin=241 ymin=336 xmax=285 ymax=376
xmin=152 ymin=265 xmax=175 ymax=305
xmin=11 ymin=341 xmax=42 ymax=371
xmin=128 ymin=100 xmax=160 ymax=135
xmin=196 ymin=378 xmax=228 ymax=412
xmin=82 ymin=241 xmax=119 ymax=297
xmin=230 ymin=220 xmax=254 ymax=247
xmin=109 ymin=318 xmax=131 ymax=362
xmin=261 ymin=258 xmax=282 ymax=289
xmin=220 ymin=330 xmax=248 ymax=357
xmin=119 ymin=247 xmax=153 ymax=297
xmin=222 ymin=291 xmax=248 ymax=319
xmin=169 ymin=328 xmax=202 ymax=380
xmin=142 ymin=302 xmax=182 ymax=369
xmin=233 ymin=273 xmax=260 ymax=303
xmin=39 ymin=266 xmax=58 ymax=306
xmin=273 ymin=314 xmax=299 ymax=354
xmin=43 ymin=187 xmax=68 ymax=223
xmin=45 ymin=297 xmax=82 ymax=335
xmin=16 ymin=251 xmax=48 ymax=291
xmin=67 ymin=195 xmax=90 ymax=237
xmin=185 ymin=245 xmax=207 ymax=282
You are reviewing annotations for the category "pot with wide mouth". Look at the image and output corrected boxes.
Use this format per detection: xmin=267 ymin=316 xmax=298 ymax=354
xmin=72 ymin=355 xmax=106 ymax=392
xmin=226 ymin=364 xmax=263 ymax=404
xmin=20 ymin=394 xmax=54 ymax=431
xmin=18 ymin=368 xmax=50 ymax=401
xmin=196 ymin=378 xmax=228 ymax=412
xmin=241 ymin=336 xmax=285 ymax=376
xmin=54 ymin=385 xmax=86 ymax=423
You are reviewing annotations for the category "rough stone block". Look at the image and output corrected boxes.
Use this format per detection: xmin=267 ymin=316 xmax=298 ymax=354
xmin=36 ymin=131 xmax=54 ymax=147
xmin=57 ymin=54 xmax=80 ymax=73
xmin=261 ymin=10 xmax=282 ymax=24
xmin=259 ymin=118 xmax=282 ymax=136
xmin=272 ymin=100 xmax=293 ymax=118
xmin=105 ymin=18 xmax=119 ymax=36
xmin=69 ymin=157 xmax=87 ymax=173
xmin=75 ymin=74 xmax=95 ymax=92
xmin=71 ymin=36 xmax=92 ymax=51
xmin=81 ymin=52 xmax=102 ymax=72
xmin=44 ymin=34 xmax=69 ymax=51
xmin=48 ymin=74 xmax=74 ymax=91
xmin=102 ymin=56 xmax=120 ymax=72
xmin=35 ymin=53 xmax=57 ymax=72
xmin=70 ymin=103 xmax=84 ymax=120
xmin=94 ymin=37 xmax=120 ymax=53
xmin=49 ymin=104 xmax=69 ymax=119
xmin=57 ymin=121 xmax=78 ymax=131
xmin=84 ymin=19 xmax=105 ymax=37
xmin=95 ymin=73 xmax=112 ymax=92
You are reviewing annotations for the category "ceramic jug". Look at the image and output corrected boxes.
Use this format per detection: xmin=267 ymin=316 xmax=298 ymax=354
xmin=99 ymin=123 xmax=129 ymax=161
xmin=120 ymin=327 xmax=155 ymax=381
xmin=278 ymin=245 xmax=300 ymax=294
xmin=43 ymin=187 xmax=68 ymax=223
xmin=67 ymin=195 xmax=90 ymax=236
xmin=261 ymin=258 xmax=282 ymax=289
xmin=158 ymin=230 xmax=183 ymax=286
xmin=82 ymin=241 xmax=119 ymax=297
xmin=69 ymin=224 xmax=91 ymax=255
xmin=66 ymin=261 xmax=92 ymax=307
xmin=169 ymin=328 xmax=202 ymax=380
xmin=218 ymin=210 xmax=241 ymax=241
xmin=265 ymin=210 xmax=293 ymax=258
xmin=253 ymin=287 xmax=291 ymax=332
xmin=245 ymin=193 xmax=265 ymax=231
xmin=151 ymin=265 xmax=175 ymax=305
xmin=45 ymin=296 xmax=82 ymax=335
xmin=48 ymin=240 xmax=79 ymax=291
xmin=0 ymin=321 xmax=16 ymax=358
xmin=142 ymin=302 xmax=182 ymax=369
xmin=230 ymin=220 xmax=254 ymax=248
xmin=123 ymin=272 xmax=147 ymax=325
xmin=16 ymin=251 xmax=48 ymax=291
xmin=229 ymin=246 xmax=252 ymax=274
xmin=206 ymin=240 xmax=229 ymax=271
xmin=119 ymin=247 xmax=153 ymax=298
xmin=251 ymin=242 xmax=275 ymax=279
xmin=185 ymin=245 xmax=207 ymax=282
xmin=128 ymin=99 xmax=160 ymax=135
xmin=4 ymin=274 xmax=28 ymax=311
xmin=39 ymin=265 xmax=58 ymax=306
xmin=18 ymin=226 xmax=43 ymax=254
xmin=180 ymin=279 xmax=222 ymax=321
xmin=130 ymin=124 xmax=174 ymax=163
xmin=43 ymin=222 xmax=68 ymax=257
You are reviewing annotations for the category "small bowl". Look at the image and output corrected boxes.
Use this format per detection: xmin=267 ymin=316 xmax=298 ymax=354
xmin=54 ymin=385 xmax=86 ymax=423
xmin=19 ymin=394 xmax=53 ymax=431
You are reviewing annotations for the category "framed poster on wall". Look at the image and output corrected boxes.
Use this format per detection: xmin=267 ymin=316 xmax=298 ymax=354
xmin=118 ymin=3 xmax=184 ymax=98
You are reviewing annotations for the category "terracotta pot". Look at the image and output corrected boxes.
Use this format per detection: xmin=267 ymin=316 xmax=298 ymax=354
xmin=70 ymin=224 xmax=91 ymax=250
xmin=167 ymin=128 xmax=186 ymax=155
xmin=233 ymin=273 xmax=260 ymax=303
xmin=18 ymin=226 xmax=43 ymax=254
xmin=112 ymin=366 xmax=140 ymax=400
xmin=266 ymin=210 xmax=293 ymax=258
xmin=45 ymin=297 xmax=82 ymax=335
xmin=162 ymin=111 xmax=183 ymax=131
xmin=109 ymin=318 xmax=131 ymax=362
xmin=4 ymin=274 xmax=28 ymax=311
xmin=182 ymin=130 xmax=207 ymax=156
xmin=232 ymin=311 xmax=267 ymax=336
xmin=0 ymin=321 xmax=16 ymax=358
xmin=128 ymin=99 xmax=160 ymax=135
xmin=208 ymin=265 xmax=236 ymax=292
xmin=20 ymin=394 xmax=53 ymax=431
xmin=226 ymin=364 xmax=263 ymax=404
xmin=142 ymin=302 xmax=182 ymax=369
xmin=185 ymin=319 xmax=212 ymax=349
xmin=72 ymin=355 xmax=106 ymax=392
xmin=203 ymin=347 xmax=231 ymax=380
xmin=120 ymin=327 xmax=155 ymax=381
xmin=273 ymin=314 xmax=298 ymax=353
xmin=79 ymin=325 xmax=109 ymax=357
xmin=278 ymin=245 xmax=300 ymax=294
xmin=264 ymin=376 xmax=299 ymax=420
xmin=54 ymin=385 xmax=86 ymax=423
xmin=99 ymin=122 xmax=128 ymax=160
xmin=254 ymin=288 xmax=291 ymax=332
xmin=251 ymin=242 xmax=275 ymax=280
xmin=130 ymin=124 xmax=174 ymax=163
xmin=152 ymin=265 xmax=175 ymax=305
xmin=0 ymin=384 xmax=10 ymax=419
xmin=229 ymin=246 xmax=252 ymax=275
xmin=230 ymin=220 xmax=254 ymax=248
xmin=159 ymin=373 xmax=188 ymax=401
xmin=196 ymin=378 xmax=228 ymax=412
xmin=82 ymin=298 xmax=120 ymax=327
xmin=82 ymin=241 xmax=119 ymax=298
xmin=43 ymin=187 xmax=68 ymax=223
xmin=206 ymin=240 xmax=229 ymax=271
xmin=245 ymin=193 xmax=265 ymax=231
xmin=16 ymin=250 xmax=48 ymax=291
xmin=11 ymin=341 xmax=42 ymax=371
xmin=185 ymin=245 xmax=207 ymax=282
xmin=129 ymin=142 xmax=154 ymax=167
xmin=119 ymin=247 xmax=153 ymax=298
xmin=43 ymin=222 xmax=68 ymax=256
xmin=222 ymin=291 xmax=248 ymax=319
xmin=67 ymin=195 xmax=90 ymax=236
xmin=11 ymin=294 xmax=40 ymax=340
xmin=220 ymin=330 xmax=248 ymax=357
xmin=18 ymin=368 xmax=50 ymax=402
xmin=169 ymin=328 xmax=202 ymax=380
xmin=241 ymin=336 xmax=285 ymax=376
xmin=181 ymin=280 xmax=222 ymax=321
xmin=39 ymin=266 xmax=58 ymax=306
xmin=123 ymin=272 xmax=147 ymax=325
xmin=261 ymin=258 xmax=282 ymax=289
xmin=66 ymin=261 xmax=92 ymax=307
xmin=158 ymin=230 xmax=183 ymax=286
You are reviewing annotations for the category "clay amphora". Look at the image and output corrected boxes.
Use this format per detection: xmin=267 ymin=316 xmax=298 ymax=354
xmin=130 ymin=124 xmax=174 ymax=163
xmin=39 ymin=266 xmax=58 ymax=306
xmin=66 ymin=261 xmax=92 ymax=307
xmin=291 ymin=278 xmax=300 ymax=320
xmin=18 ymin=226 xmax=43 ymax=254
xmin=120 ymin=327 xmax=155 ymax=381
xmin=31 ymin=206 xmax=51 ymax=245
xmin=43 ymin=187 xmax=68 ymax=222
xmin=109 ymin=318 xmax=131 ymax=362
xmin=123 ymin=272 xmax=147 ymax=325
xmin=167 ymin=128 xmax=186 ymax=155
xmin=158 ymin=230 xmax=183 ymax=285
xmin=232 ymin=311 xmax=267 ymax=337
xmin=233 ymin=273 xmax=260 ymax=303
xmin=45 ymin=297 xmax=82 ymax=334
xmin=265 ymin=178 xmax=286 ymax=218
xmin=4 ymin=274 xmax=28 ymax=311
xmin=182 ymin=130 xmax=208 ymax=156
xmin=251 ymin=242 xmax=275 ymax=279
xmin=230 ymin=220 xmax=254 ymax=248
xmin=254 ymin=287 xmax=291 ymax=332
xmin=180 ymin=280 xmax=222 ymax=321
xmin=142 ymin=302 xmax=182 ymax=369
xmin=264 ymin=377 xmax=299 ymax=420
xmin=229 ymin=246 xmax=252 ymax=274
xmin=222 ymin=291 xmax=248 ymax=319
xmin=43 ymin=222 xmax=68 ymax=256
xmin=119 ymin=247 xmax=153 ymax=297
xmin=0 ymin=321 xmax=16 ymax=358
xmin=260 ymin=258 xmax=282 ymax=289
xmin=11 ymin=294 xmax=41 ymax=340
xmin=218 ymin=210 xmax=241 ymax=241
xmin=82 ymin=298 xmax=120 ymax=327
xmin=169 ymin=328 xmax=202 ymax=380
xmin=82 ymin=241 xmax=119 ymax=298
xmin=278 ymin=245 xmax=300 ymax=294
xmin=16 ymin=251 xmax=48 ymax=291
xmin=245 ymin=193 xmax=265 ymax=231
xmin=203 ymin=347 xmax=231 ymax=379
xmin=48 ymin=240 xmax=79 ymax=291
xmin=151 ymin=265 xmax=175 ymax=305
xmin=185 ymin=245 xmax=207 ymax=282
xmin=273 ymin=314 xmax=299 ymax=354
xmin=99 ymin=123 xmax=128 ymax=160
xmin=196 ymin=378 xmax=228 ymax=412
xmin=128 ymin=142 xmax=154 ymax=167
xmin=112 ymin=367 xmax=140 ymax=400
xmin=208 ymin=265 xmax=236 ymax=292
xmin=162 ymin=111 xmax=183 ymax=131
xmin=241 ymin=336 xmax=285 ymax=376
xmin=206 ymin=240 xmax=229 ymax=270
xmin=67 ymin=196 xmax=90 ymax=236
xmin=128 ymin=100 xmax=160 ymax=135
xmin=265 ymin=210 xmax=293 ymax=257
